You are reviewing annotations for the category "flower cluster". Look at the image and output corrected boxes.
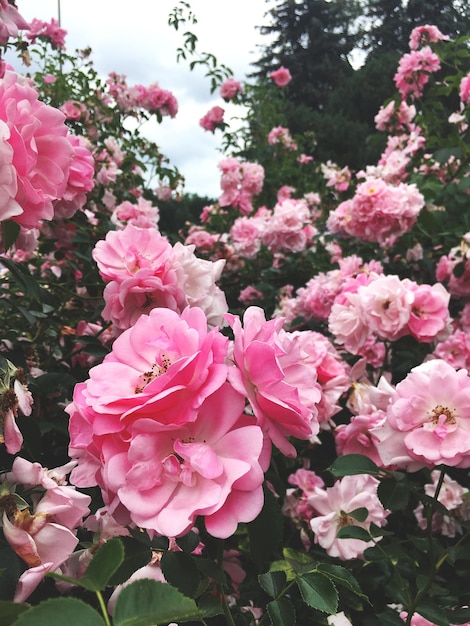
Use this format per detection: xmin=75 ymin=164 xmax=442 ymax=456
xmin=218 ymin=157 xmax=264 ymax=214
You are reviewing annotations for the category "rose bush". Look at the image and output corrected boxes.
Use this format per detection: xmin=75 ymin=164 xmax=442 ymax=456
xmin=0 ymin=6 xmax=470 ymax=626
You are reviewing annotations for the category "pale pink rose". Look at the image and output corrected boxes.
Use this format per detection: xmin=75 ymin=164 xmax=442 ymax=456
xmin=67 ymin=306 xmax=229 ymax=487
xmin=184 ymin=227 xmax=219 ymax=250
xmin=288 ymin=468 xmax=325 ymax=496
xmin=199 ymin=105 xmax=225 ymax=132
xmin=374 ymin=359 xmax=470 ymax=469
xmin=5 ymin=512 xmax=79 ymax=602
xmin=0 ymin=68 xmax=74 ymax=227
xmin=108 ymin=554 xmax=166 ymax=614
xmin=358 ymin=274 xmax=414 ymax=341
xmin=172 ymin=242 xmax=228 ymax=329
xmin=226 ymin=306 xmax=322 ymax=457
xmin=406 ymin=281 xmax=450 ymax=341
xmin=60 ymin=100 xmax=87 ymax=121
xmin=433 ymin=330 xmax=470 ymax=370
xmin=111 ymin=197 xmax=160 ymax=229
xmin=220 ymin=77 xmax=243 ymax=100
xmin=238 ymin=285 xmax=264 ymax=305
xmin=230 ymin=216 xmax=262 ymax=259
xmin=413 ymin=470 xmax=469 ymax=537
xmin=309 ymin=474 xmax=389 ymax=560
xmin=0 ymin=0 xmax=29 ymax=44
xmin=269 ymin=66 xmax=292 ymax=87
xmin=268 ymin=126 xmax=297 ymax=150
xmin=460 ymin=74 xmax=470 ymax=105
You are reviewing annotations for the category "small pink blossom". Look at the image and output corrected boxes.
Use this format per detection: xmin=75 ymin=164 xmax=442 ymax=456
xmin=199 ymin=105 xmax=225 ymax=133
xmin=26 ymin=17 xmax=67 ymax=48
xmin=409 ymin=25 xmax=449 ymax=51
xmin=0 ymin=0 xmax=29 ymax=44
xmin=309 ymin=474 xmax=389 ymax=559
xmin=269 ymin=66 xmax=292 ymax=87
xmin=460 ymin=74 xmax=470 ymax=105
xmin=220 ymin=78 xmax=243 ymax=100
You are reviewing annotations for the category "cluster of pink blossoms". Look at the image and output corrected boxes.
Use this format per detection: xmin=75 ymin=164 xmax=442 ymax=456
xmin=67 ymin=305 xmax=326 ymax=538
xmin=26 ymin=17 xmax=67 ymax=49
xmin=267 ymin=126 xmax=297 ymax=150
xmin=321 ymin=161 xmax=352 ymax=193
xmin=92 ymin=223 xmax=228 ymax=334
xmin=0 ymin=68 xmax=94 ymax=229
xmin=1 ymin=457 xmax=91 ymax=602
xmin=327 ymin=178 xmax=424 ymax=246
xmin=229 ymin=197 xmax=316 ymax=258
xmin=392 ymin=25 xmax=446 ymax=102
xmin=110 ymin=196 xmax=160 ymax=230
xmin=289 ymin=255 xmax=383 ymax=324
xmin=436 ymin=236 xmax=470 ymax=298
xmin=328 ymin=272 xmax=450 ymax=354
xmin=218 ymin=157 xmax=264 ymax=214
xmin=106 ymin=72 xmax=178 ymax=117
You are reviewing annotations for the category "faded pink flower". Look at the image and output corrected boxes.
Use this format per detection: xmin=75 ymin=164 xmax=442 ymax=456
xmin=220 ymin=78 xmax=243 ymax=100
xmin=374 ymin=359 xmax=470 ymax=469
xmin=226 ymin=306 xmax=322 ymax=457
xmin=53 ymin=134 xmax=95 ymax=219
xmin=394 ymin=46 xmax=441 ymax=100
xmin=335 ymin=411 xmax=385 ymax=466
xmin=199 ymin=105 xmax=225 ymax=133
xmin=269 ymin=66 xmax=292 ymax=87
xmin=309 ymin=474 xmax=389 ymax=559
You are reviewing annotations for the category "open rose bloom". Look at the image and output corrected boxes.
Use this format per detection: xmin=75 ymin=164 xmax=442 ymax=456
xmin=67 ymin=307 xmax=265 ymax=539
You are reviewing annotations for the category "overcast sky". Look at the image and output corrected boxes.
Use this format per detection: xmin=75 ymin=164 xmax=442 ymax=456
xmin=15 ymin=0 xmax=273 ymax=198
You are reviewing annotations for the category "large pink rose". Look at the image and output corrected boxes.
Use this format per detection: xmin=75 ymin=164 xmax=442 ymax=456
xmin=227 ymin=306 xmax=322 ymax=457
xmin=0 ymin=69 xmax=74 ymax=227
xmin=67 ymin=307 xmax=230 ymax=485
xmin=67 ymin=308 xmax=265 ymax=538
xmin=374 ymin=359 xmax=470 ymax=469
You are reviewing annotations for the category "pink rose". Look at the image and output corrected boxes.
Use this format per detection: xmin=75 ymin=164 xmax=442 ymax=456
xmin=269 ymin=66 xmax=292 ymax=87
xmin=226 ymin=306 xmax=322 ymax=457
xmin=374 ymin=359 xmax=470 ymax=469
xmin=220 ymin=78 xmax=243 ymax=100
xmin=199 ymin=105 xmax=225 ymax=133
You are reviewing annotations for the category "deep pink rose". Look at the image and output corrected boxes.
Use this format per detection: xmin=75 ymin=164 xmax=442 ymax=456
xmin=0 ymin=69 xmax=74 ymax=227
xmin=227 ymin=306 xmax=322 ymax=457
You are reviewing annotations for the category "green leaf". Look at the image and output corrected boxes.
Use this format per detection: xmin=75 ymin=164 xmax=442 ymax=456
xmin=316 ymin=563 xmax=369 ymax=602
xmin=12 ymin=597 xmax=105 ymax=626
xmin=258 ymin=571 xmax=286 ymax=598
xmin=108 ymin=537 xmax=152 ymax=586
xmin=336 ymin=526 xmax=371 ymax=542
xmin=328 ymin=455 xmax=379 ymax=478
xmin=79 ymin=538 xmax=125 ymax=591
xmin=267 ymin=598 xmax=296 ymax=626
xmin=378 ymin=477 xmax=410 ymax=509
xmin=113 ymin=579 xmax=200 ymax=626
xmin=377 ymin=608 xmax=409 ymax=625
xmin=248 ymin=483 xmax=283 ymax=568
xmin=297 ymin=572 xmax=338 ymax=614
xmin=160 ymin=551 xmax=201 ymax=597
xmin=0 ymin=601 xmax=29 ymax=625
xmin=415 ymin=601 xmax=450 ymax=626
xmin=347 ymin=507 xmax=369 ymax=522
xmin=175 ymin=530 xmax=200 ymax=553
xmin=0 ymin=256 xmax=43 ymax=302
xmin=1 ymin=221 xmax=20 ymax=252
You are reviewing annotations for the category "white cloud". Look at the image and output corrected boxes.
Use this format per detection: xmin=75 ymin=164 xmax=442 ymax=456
xmin=15 ymin=0 xmax=272 ymax=197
